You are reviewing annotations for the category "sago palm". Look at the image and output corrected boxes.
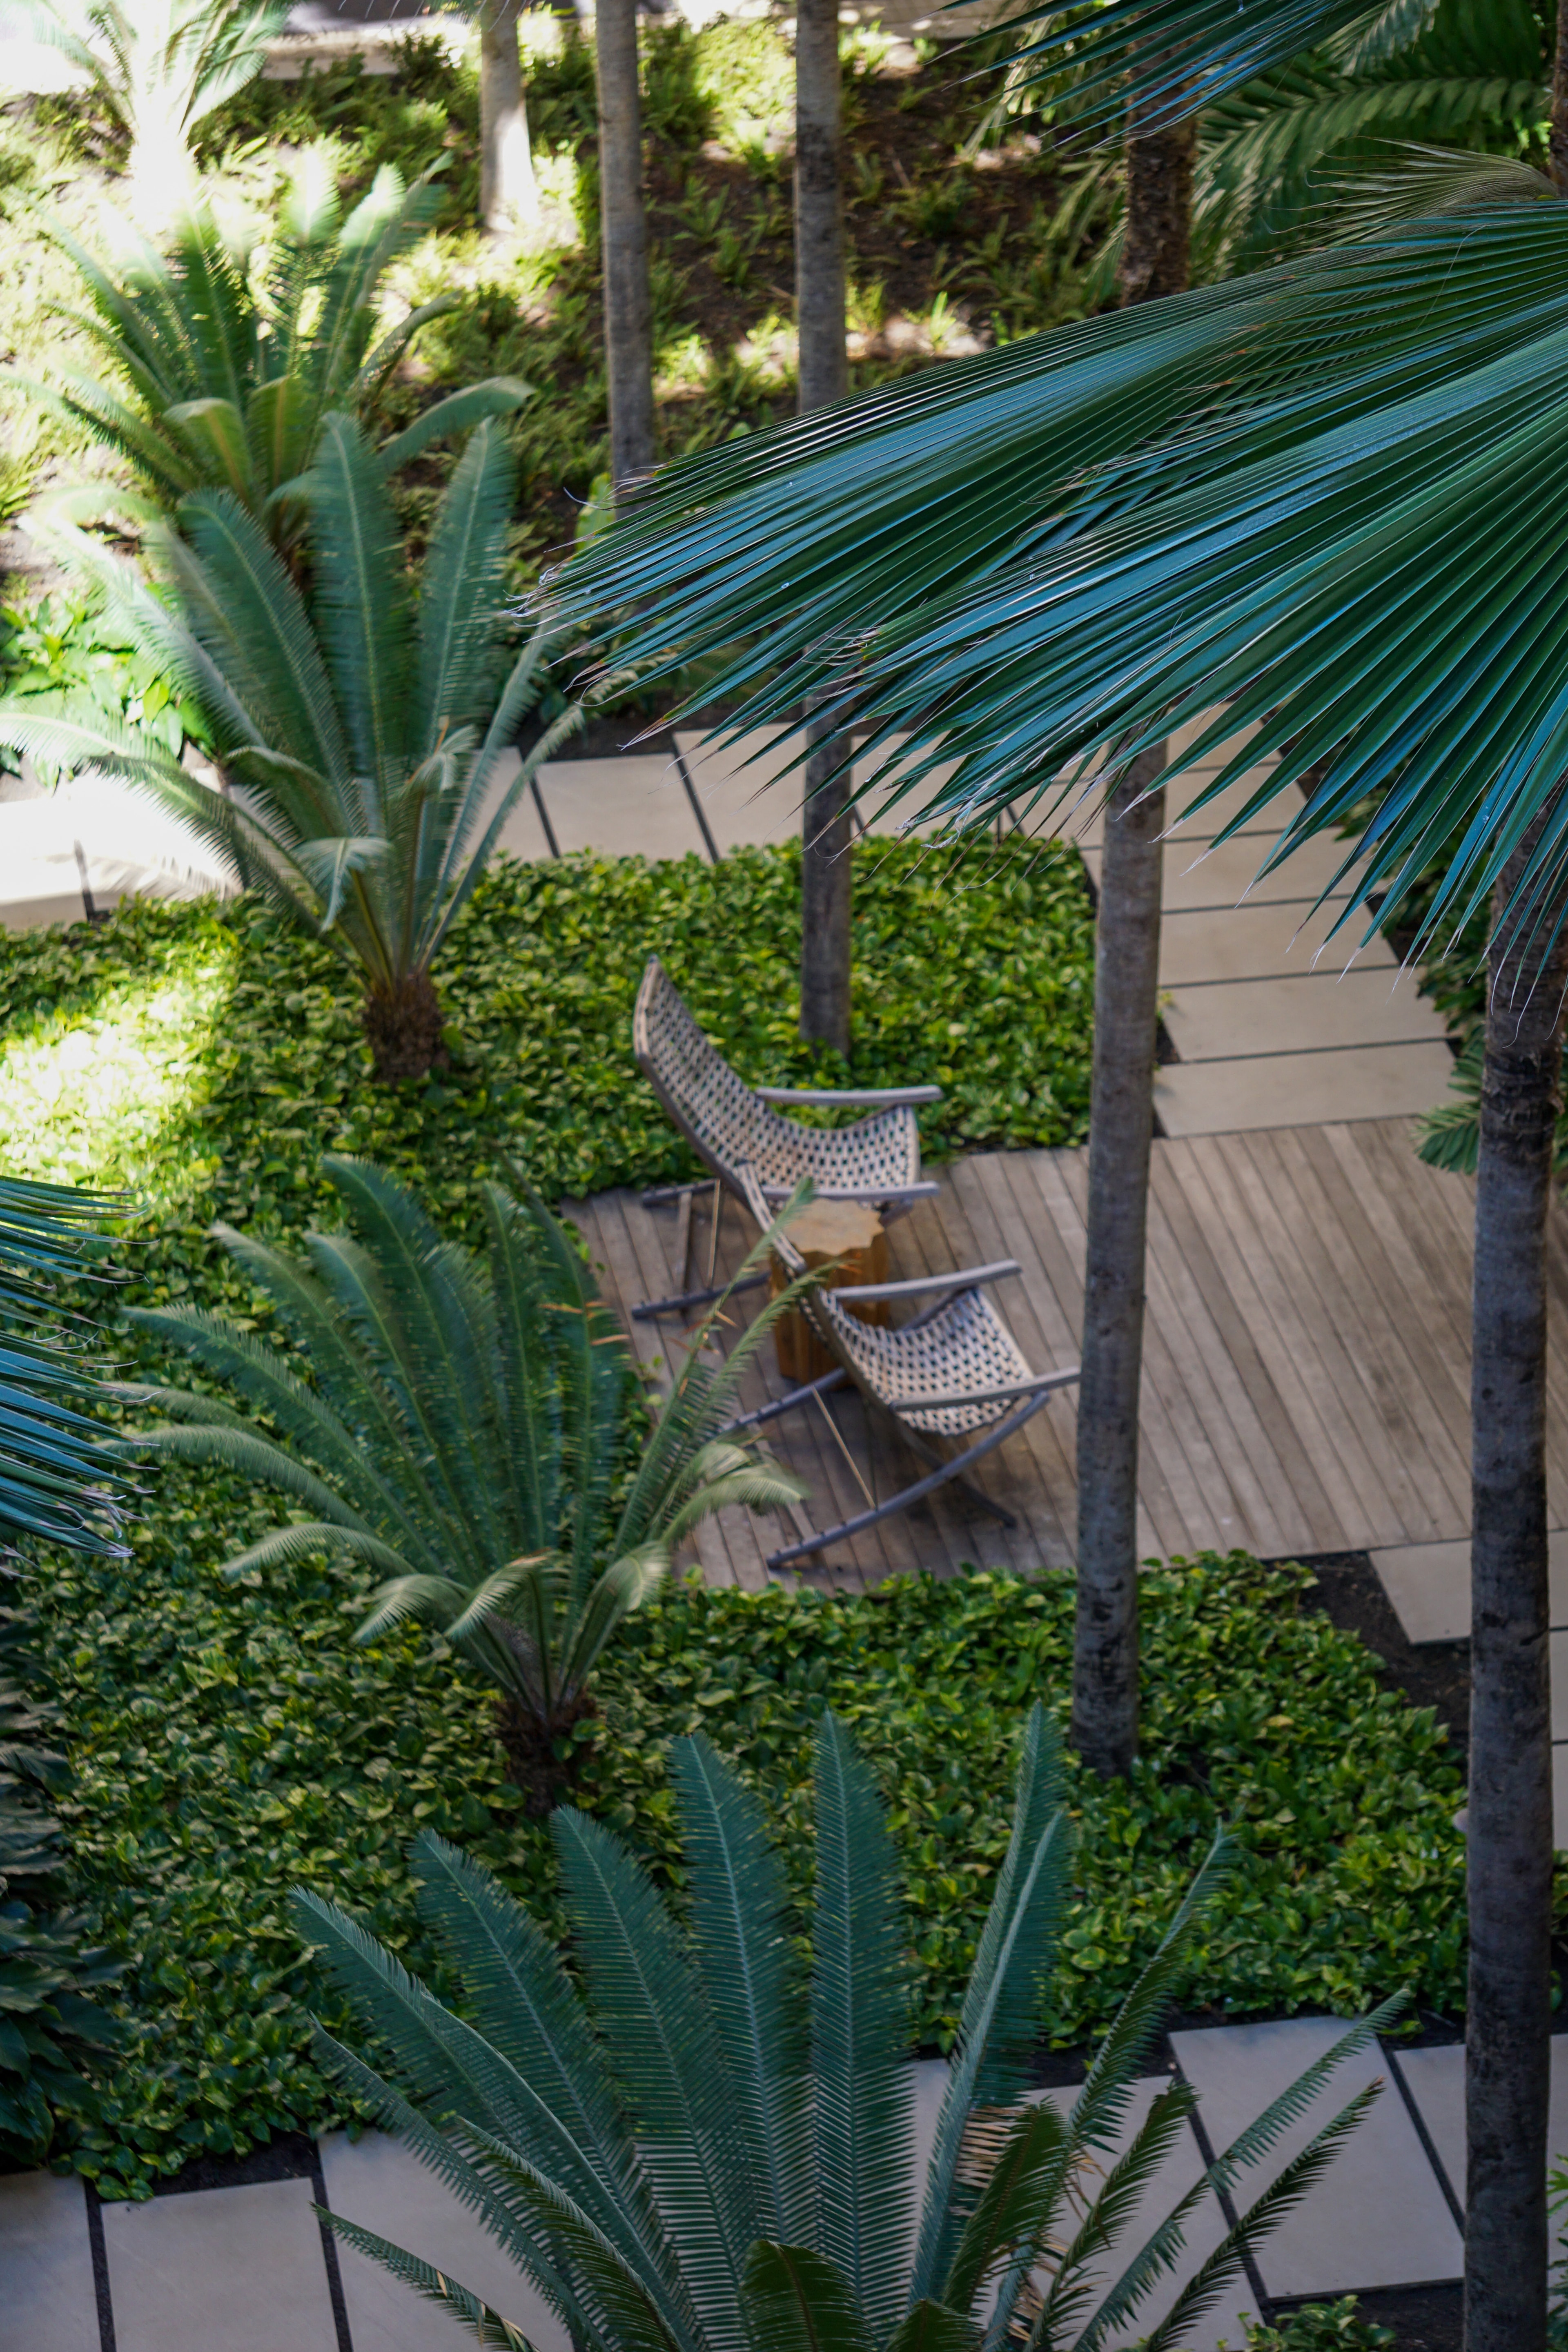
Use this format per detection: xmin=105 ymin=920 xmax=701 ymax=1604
xmin=0 ymin=1177 xmax=133 ymax=1557
xmin=298 ymin=1704 xmax=1394 ymax=2351
xmin=555 ymin=7 xmax=1568 ymax=2342
xmin=12 ymin=0 xmax=285 ymax=221
xmin=110 ymin=1156 xmax=805 ymax=1808
xmin=0 ymin=409 xmax=572 ymax=1078
xmin=12 ymin=151 xmax=530 ymax=560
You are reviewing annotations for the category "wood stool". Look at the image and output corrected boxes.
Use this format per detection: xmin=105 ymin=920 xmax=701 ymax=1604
xmin=769 ymin=1197 xmax=889 ymax=1382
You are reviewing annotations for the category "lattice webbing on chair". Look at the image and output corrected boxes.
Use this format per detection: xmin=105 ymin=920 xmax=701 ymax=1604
xmin=812 ymin=1285 xmax=1036 ymax=1438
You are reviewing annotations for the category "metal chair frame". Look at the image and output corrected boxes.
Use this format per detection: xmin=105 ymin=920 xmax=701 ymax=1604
xmin=631 ymin=956 xmax=942 ymax=1319
xmin=730 ymin=1165 xmax=1080 ymax=1570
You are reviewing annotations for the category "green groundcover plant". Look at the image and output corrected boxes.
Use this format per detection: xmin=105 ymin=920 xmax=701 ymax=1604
xmin=29 ymin=1550 xmax=1462 ymax=2196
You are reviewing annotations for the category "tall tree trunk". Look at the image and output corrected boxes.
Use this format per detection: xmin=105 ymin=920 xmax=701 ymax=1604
xmin=479 ymin=0 xmax=539 ymax=236
xmin=794 ymin=0 xmax=852 ymax=1053
xmin=594 ymin=0 xmax=655 ymax=491
xmin=1069 ymin=107 xmax=1194 ymax=1780
xmin=1465 ymin=829 xmax=1568 ymax=2352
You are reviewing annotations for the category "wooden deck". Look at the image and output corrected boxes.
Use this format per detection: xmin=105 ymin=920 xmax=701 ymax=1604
xmin=566 ymin=1118 xmax=1568 ymax=1590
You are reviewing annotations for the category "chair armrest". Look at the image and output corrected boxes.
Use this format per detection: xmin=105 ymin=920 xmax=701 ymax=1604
xmin=883 ymin=1366 xmax=1081 ymax=1414
xmin=759 ymin=1180 xmax=940 ymax=1205
xmin=831 ymin=1259 xmax=1022 ymax=1303
xmin=753 ymin=1084 xmax=944 ymax=1107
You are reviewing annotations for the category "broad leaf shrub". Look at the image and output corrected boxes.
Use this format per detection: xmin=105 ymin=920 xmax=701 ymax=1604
xmin=31 ymin=1544 xmax=1463 ymax=2194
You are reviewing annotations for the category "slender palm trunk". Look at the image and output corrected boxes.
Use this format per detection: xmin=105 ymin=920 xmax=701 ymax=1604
xmin=1069 ymin=109 xmax=1194 ymax=1781
xmin=594 ymin=0 xmax=655 ymax=491
xmin=794 ymin=0 xmax=852 ymax=1054
xmin=1465 ymin=831 xmax=1568 ymax=2352
xmin=480 ymin=0 xmax=539 ymax=235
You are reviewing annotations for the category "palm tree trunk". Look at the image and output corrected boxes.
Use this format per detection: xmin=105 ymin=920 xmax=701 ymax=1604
xmin=594 ymin=0 xmax=655 ymax=490
xmin=1069 ymin=107 xmax=1194 ymax=1782
xmin=794 ymin=0 xmax=852 ymax=1054
xmin=1464 ymin=833 xmax=1568 ymax=2352
xmin=479 ymin=0 xmax=539 ymax=236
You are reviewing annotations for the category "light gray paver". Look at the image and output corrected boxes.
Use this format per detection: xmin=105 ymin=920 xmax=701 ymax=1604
xmin=1159 ymin=902 xmax=1397 ymax=985
xmin=1164 ymin=971 xmax=1447 ymax=1062
xmin=1154 ymin=1043 xmax=1458 ymax=1137
xmin=1394 ymin=2037 xmax=1568 ymax=2209
xmin=1370 ymin=1529 xmax=1568 ymax=1645
xmin=535 ymin=755 xmax=704 ymax=860
xmin=0 ymin=2171 xmax=99 ymax=2352
xmin=1169 ymin=2016 xmax=1464 ymax=2300
xmin=1085 ymin=830 xmax=1355 ymax=910
xmin=673 ymin=727 xmax=959 ymax=845
xmin=320 ymin=2129 xmax=571 ymax=2352
xmin=102 ymin=2176 xmax=339 ymax=2352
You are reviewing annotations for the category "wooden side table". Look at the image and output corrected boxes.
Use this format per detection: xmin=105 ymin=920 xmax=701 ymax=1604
xmin=768 ymin=1197 xmax=889 ymax=1382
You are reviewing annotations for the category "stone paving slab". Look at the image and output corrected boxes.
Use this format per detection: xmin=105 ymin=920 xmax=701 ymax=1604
xmin=1164 ymin=971 xmax=1448 ymax=1062
xmin=1085 ymin=831 xmax=1355 ymax=911
xmin=1394 ymin=2037 xmax=1568 ymax=2208
xmin=1159 ymin=902 xmax=1398 ymax=985
xmin=102 ymin=2175 xmax=339 ymax=2352
xmin=321 ymin=2129 xmax=569 ymax=2352
xmin=536 ymin=754 xmax=705 ymax=860
xmin=1155 ymin=1042 xmax=1458 ymax=1138
xmin=674 ymin=728 xmax=958 ymax=844
xmin=1171 ymin=2017 xmax=1464 ymax=2301
xmin=0 ymin=2170 xmax=99 ymax=2352
xmin=1370 ymin=1530 xmax=1568 ymax=1645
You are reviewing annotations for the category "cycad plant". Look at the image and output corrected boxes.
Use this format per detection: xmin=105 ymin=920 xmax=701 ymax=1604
xmin=111 ymin=1156 xmax=805 ymax=1808
xmin=12 ymin=0 xmax=285 ymax=221
xmin=0 ymin=1175 xmax=132 ymax=1558
xmin=15 ymin=151 xmax=529 ymax=562
xmin=0 ymin=409 xmax=571 ymax=1078
xmin=298 ymin=1704 xmax=1394 ymax=2351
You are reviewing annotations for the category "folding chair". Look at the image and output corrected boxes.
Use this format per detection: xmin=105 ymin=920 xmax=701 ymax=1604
xmin=630 ymin=955 xmax=942 ymax=1319
xmin=728 ymin=1166 xmax=1080 ymax=1569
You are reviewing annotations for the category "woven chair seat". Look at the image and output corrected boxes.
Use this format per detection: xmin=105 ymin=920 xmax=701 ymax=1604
xmin=634 ymin=956 xmax=921 ymax=1200
xmin=811 ymin=1285 xmax=1037 ymax=1439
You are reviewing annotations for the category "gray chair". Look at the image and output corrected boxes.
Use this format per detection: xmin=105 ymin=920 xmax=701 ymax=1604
xmin=730 ymin=1165 xmax=1080 ymax=1569
xmin=631 ymin=955 xmax=942 ymax=1317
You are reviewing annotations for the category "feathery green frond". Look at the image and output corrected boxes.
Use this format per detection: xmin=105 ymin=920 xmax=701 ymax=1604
xmin=741 ymin=2241 xmax=875 ymax=2352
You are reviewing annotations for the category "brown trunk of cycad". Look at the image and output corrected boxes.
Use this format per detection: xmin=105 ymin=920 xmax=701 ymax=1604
xmin=794 ymin=0 xmax=853 ymax=1057
xmin=362 ymin=969 xmax=447 ymax=1082
xmin=1465 ymin=825 xmax=1568 ymax=2352
xmin=479 ymin=0 xmax=539 ymax=236
xmin=594 ymin=0 xmax=655 ymax=492
xmin=497 ymin=1690 xmax=598 ymax=1819
xmin=1069 ymin=110 xmax=1194 ymax=1782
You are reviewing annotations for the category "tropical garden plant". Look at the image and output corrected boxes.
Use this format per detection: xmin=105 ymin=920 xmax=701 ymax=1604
xmin=0 ymin=1175 xmax=132 ymax=1557
xmin=0 ymin=408 xmax=575 ymax=1077
xmin=110 ymin=1154 xmax=805 ymax=1809
xmin=12 ymin=151 xmax=530 ymax=561
xmin=557 ymin=7 xmax=1568 ymax=2341
xmin=298 ymin=1702 xmax=1395 ymax=2350
xmin=12 ymin=0 xmax=285 ymax=221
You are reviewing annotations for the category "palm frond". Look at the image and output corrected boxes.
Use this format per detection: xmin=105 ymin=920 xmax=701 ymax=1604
xmin=299 ymin=414 xmax=413 ymax=800
xmin=318 ymin=2210 xmax=538 ymax=2352
xmin=414 ymin=417 xmax=517 ymax=755
xmin=739 ymin=2241 xmax=875 ymax=2352
xmin=378 ymin=378 xmax=534 ymax=478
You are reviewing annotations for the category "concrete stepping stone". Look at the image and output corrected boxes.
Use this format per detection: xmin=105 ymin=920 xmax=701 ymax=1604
xmin=0 ymin=2171 xmax=99 ymax=2352
xmin=1393 ymin=2037 xmax=1568 ymax=2210
xmin=1085 ymin=830 xmax=1356 ymax=911
xmin=1155 ymin=1042 xmax=1458 ymax=1137
xmin=319 ymin=2128 xmax=570 ymax=2352
xmin=1369 ymin=1531 xmax=1568 ymax=1645
xmin=673 ymin=728 xmax=959 ymax=847
xmin=1160 ymin=902 xmax=1398 ymax=986
xmin=1169 ymin=2016 xmax=1464 ymax=2301
xmin=535 ymin=754 xmax=705 ymax=861
xmin=102 ymin=2175 xmax=338 ymax=2352
xmin=1073 ymin=768 xmax=1289 ymax=855
xmin=1163 ymin=971 xmax=1448 ymax=1062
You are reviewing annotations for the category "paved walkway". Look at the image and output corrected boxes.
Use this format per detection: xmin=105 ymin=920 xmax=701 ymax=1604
xmin=7 ymin=2025 xmax=1558 ymax=2352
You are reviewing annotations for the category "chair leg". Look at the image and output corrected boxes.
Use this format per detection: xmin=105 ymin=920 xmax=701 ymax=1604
xmin=631 ymin=1272 xmax=767 ymax=1321
xmin=895 ymin=1423 xmax=1018 ymax=1528
xmin=717 ymin=1368 xmax=847 ymax=1437
xmin=765 ymin=1392 xmax=1054 ymax=1569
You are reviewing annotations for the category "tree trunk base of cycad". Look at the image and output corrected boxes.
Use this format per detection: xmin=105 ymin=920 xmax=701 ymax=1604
xmin=1071 ymin=748 xmax=1166 ymax=1780
xmin=362 ymin=969 xmax=448 ymax=1083
xmin=800 ymin=723 xmax=853 ymax=1058
xmin=1465 ymin=838 xmax=1568 ymax=2352
xmin=497 ymin=1690 xmax=599 ymax=1818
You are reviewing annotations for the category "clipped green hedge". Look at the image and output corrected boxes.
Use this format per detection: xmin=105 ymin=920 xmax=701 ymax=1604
xmin=36 ymin=1541 xmax=1463 ymax=2196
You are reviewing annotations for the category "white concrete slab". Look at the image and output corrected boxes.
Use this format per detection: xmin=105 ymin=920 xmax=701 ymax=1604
xmin=536 ymin=755 xmax=704 ymax=861
xmin=103 ymin=2176 xmax=339 ymax=2352
xmin=1371 ymin=1530 xmax=1568 ymax=1646
xmin=1166 ymin=770 xmax=1291 ymax=839
xmin=1160 ymin=902 xmax=1399 ymax=987
xmin=674 ymin=728 xmax=960 ymax=846
xmin=1154 ymin=1042 xmax=1459 ymax=1137
xmin=1085 ymin=831 xmax=1360 ymax=910
xmin=1163 ymin=971 xmax=1448 ymax=1064
xmin=1170 ymin=2017 xmax=1463 ymax=2299
xmin=320 ymin=2129 xmax=570 ymax=2352
xmin=1394 ymin=2037 xmax=1568 ymax=2209
xmin=0 ymin=2171 xmax=99 ymax=2352
xmin=467 ymin=745 xmax=553 ymax=864
xmin=0 ymin=891 xmax=90 ymax=932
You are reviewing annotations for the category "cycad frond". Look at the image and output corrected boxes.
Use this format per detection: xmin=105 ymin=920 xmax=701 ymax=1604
xmin=301 ymin=414 xmax=413 ymax=799
xmin=316 ymin=2210 xmax=539 ymax=2352
xmin=740 ymin=2241 xmax=874 ymax=2352
xmin=414 ymin=417 xmax=516 ymax=754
